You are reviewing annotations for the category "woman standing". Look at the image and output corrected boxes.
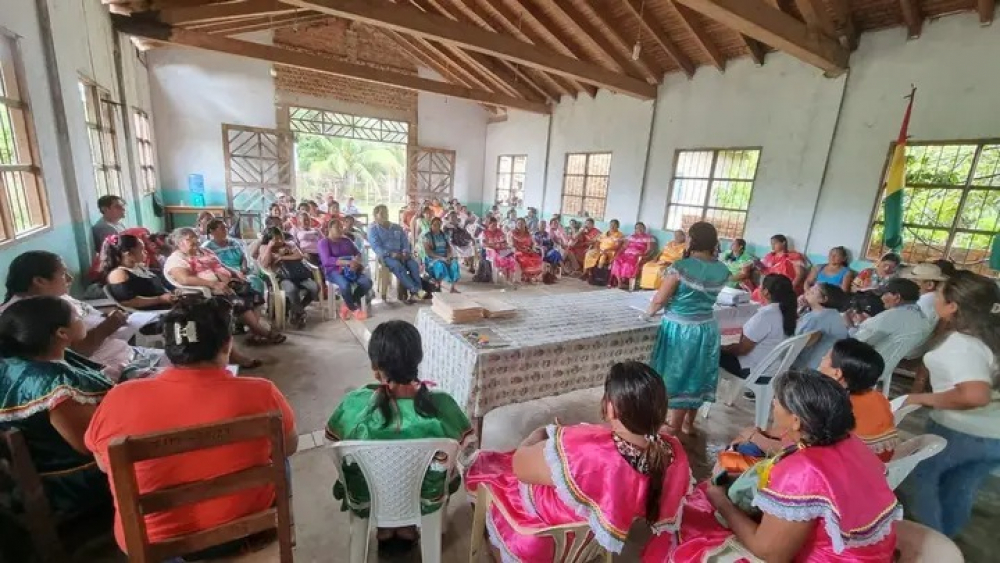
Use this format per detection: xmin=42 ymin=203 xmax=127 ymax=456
xmin=423 ymin=217 xmax=461 ymax=293
xmin=610 ymin=222 xmax=656 ymax=290
xmin=0 ymin=297 xmax=113 ymax=517
xmin=409 ymin=206 xmax=434 ymax=262
xmin=758 ymin=234 xmax=808 ymax=296
xmin=319 ymin=220 xmax=372 ymax=321
xmin=465 ymin=362 xmax=691 ymax=562
xmin=481 ymin=216 xmax=517 ymax=283
xmin=259 ymin=227 xmax=319 ymax=329
xmin=203 ymin=219 xmax=266 ymax=296
xmin=646 ymin=222 xmax=732 ymax=435
xmin=903 ymin=271 xmax=1000 ymax=537
xmin=805 ymin=246 xmax=854 ymax=293
xmin=510 ymin=218 xmax=544 ymax=283
xmin=583 ymin=219 xmax=625 ymax=279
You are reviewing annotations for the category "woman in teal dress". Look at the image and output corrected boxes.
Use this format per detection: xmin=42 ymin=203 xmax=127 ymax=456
xmin=423 ymin=217 xmax=461 ymax=293
xmin=646 ymin=222 xmax=732 ymax=435
xmin=0 ymin=296 xmax=114 ymax=518
xmin=325 ymin=320 xmax=473 ymax=550
xmin=202 ymin=218 xmax=267 ymax=296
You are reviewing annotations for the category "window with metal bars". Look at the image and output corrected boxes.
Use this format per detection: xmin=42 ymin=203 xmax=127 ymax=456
xmin=495 ymin=154 xmax=526 ymax=207
xmin=865 ymin=141 xmax=1000 ymax=275
xmin=133 ymin=110 xmax=156 ymax=195
xmin=664 ymin=148 xmax=760 ymax=240
xmin=79 ymin=81 xmax=124 ymax=199
xmin=560 ymin=152 xmax=611 ymax=220
xmin=0 ymin=31 xmax=48 ymax=242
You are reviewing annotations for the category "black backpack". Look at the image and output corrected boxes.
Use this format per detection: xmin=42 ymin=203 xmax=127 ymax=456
xmin=589 ymin=266 xmax=610 ymax=286
xmin=473 ymin=259 xmax=493 ymax=283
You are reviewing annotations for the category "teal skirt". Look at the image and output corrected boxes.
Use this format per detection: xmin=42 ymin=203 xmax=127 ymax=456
xmin=650 ymin=316 xmax=721 ymax=409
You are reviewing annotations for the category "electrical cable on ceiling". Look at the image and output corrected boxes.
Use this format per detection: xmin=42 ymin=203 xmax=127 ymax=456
xmin=632 ymin=0 xmax=645 ymax=61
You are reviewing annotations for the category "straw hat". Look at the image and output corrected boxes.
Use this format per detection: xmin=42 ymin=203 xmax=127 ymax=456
xmin=899 ymin=263 xmax=948 ymax=282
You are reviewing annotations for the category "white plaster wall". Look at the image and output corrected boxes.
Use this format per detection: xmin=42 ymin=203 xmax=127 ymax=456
xmin=543 ymin=90 xmax=654 ymax=224
xmin=811 ymin=14 xmax=1000 ymax=258
xmin=148 ymin=33 xmax=276 ymax=204
xmin=482 ymin=109 xmax=551 ymax=209
xmin=644 ymin=54 xmax=845 ymax=249
xmin=416 ymin=68 xmax=489 ymax=204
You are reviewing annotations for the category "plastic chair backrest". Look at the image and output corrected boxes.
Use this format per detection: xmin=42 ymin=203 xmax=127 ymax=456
xmin=743 ymin=332 xmax=815 ymax=388
xmin=872 ymin=330 xmax=930 ymax=394
xmin=162 ymin=268 xmax=211 ymax=297
xmin=895 ymin=520 xmax=964 ymax=562
xmin=890 ymin=395 xmax=921 ymax=426
xmin=885 ymin=434 xmax=948 ymax=489
xmin=329 ymin=438 xmax=460 ymax=528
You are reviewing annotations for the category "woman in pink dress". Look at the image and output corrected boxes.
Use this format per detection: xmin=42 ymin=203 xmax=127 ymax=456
xmin=481 ymin=216 xmax=517 ymax=281
xmin=610 ymin=222 xmax=655 ymax=289
xmin=756 ymin=234 xmax=808 ymax=298
xmin=510 ymin=218 xmax=544 ymax=282
xmin=644 ymin=369 xmax=901 ymax=562
xmin=465 ymin=361 xmax=692 ymax=562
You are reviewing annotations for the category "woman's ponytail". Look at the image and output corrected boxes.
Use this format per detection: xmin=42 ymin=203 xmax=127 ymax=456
xmin=644 ymin=435 xmax=668 ymax=522
xmin=414 ymin=381 xmax=439 ymax=419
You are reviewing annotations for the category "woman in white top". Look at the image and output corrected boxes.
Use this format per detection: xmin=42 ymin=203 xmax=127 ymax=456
xmin=720 ymin=273 xmax=798 ymax=382
xmin=902 ymin=270 xmax=1000 ymax=537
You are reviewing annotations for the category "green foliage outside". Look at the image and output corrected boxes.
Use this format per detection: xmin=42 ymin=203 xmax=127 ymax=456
xmin=294 ymin=134 xmax=407 ymax=216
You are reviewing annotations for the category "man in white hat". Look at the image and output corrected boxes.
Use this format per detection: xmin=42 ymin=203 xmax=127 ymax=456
xmin=900 ymin=261 xmax=955 ymax=322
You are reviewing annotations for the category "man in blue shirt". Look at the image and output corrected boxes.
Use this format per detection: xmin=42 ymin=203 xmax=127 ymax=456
xmin=369 ymin=204 xmax=424 ymax=303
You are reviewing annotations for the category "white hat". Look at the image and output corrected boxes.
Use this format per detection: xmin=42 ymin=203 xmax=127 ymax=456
xmin=900 ymin=263 xmax=947 ymax=282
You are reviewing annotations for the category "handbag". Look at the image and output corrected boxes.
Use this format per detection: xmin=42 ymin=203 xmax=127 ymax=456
xmin=276 ymin=259 xmax=312 ymax=282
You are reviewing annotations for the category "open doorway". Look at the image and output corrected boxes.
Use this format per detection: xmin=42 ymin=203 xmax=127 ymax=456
xmin=286 ymin=107 xmax=409 ymax=218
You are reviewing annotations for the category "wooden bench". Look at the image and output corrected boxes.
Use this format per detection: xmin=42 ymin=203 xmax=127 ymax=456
xmin=107 ymin=412 xmax=293 ymax=563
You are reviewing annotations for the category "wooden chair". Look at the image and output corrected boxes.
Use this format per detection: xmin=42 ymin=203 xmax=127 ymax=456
xmin=0 ymin=429 xmax=67 ymax=563
xmin=107 ymin=413 xmax=293 ymax=563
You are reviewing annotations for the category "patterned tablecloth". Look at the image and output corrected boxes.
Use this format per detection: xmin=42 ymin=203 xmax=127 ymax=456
xmin=416 ymin=291 xmax=758 ymax=420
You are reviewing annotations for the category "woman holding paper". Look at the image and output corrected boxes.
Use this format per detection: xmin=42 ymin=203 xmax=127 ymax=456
xmin=646 ymin=222 xmax=731 ymax=435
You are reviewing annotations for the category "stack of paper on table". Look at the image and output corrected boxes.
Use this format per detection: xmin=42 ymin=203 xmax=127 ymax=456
xmin=431 ymin=293 xmax=484 ymax=323
xmin=475 ymin=296 xmax=517 ymax=319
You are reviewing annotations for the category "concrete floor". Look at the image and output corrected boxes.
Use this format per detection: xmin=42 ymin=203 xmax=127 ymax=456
xmin=83 ymin=279 xmax=998 ymax=562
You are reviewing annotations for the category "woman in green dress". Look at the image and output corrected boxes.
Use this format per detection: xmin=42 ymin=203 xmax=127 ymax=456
xmin=202 ymin=218 xmax=267 ymax=296
xmin=326 ymin=320 xmax=473 ymax=551
xmin=723 ymin=237 xmax=756 ymax=291
xmin=646 ymin=222 xmax=732 ymax=435
xmin=0 ymin=296 xmax=114 ymax=518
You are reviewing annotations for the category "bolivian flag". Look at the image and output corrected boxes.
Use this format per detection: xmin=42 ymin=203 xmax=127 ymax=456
xmin=883 ymin=89 xmax=916 ymax=251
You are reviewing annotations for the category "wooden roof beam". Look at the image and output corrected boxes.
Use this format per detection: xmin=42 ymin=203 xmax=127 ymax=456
xmin=899 ymin=0 xmax=923 ymax=39
xmin=980 ymin=0 xmax=996 ymax=25
xmin=623 ymin=0 xmax=695 ymax=77
xmin=446 ymin=0 xmax=593 ymax=97
xmin=112 ymin=16 xmax=552 ymax=113
xmin=673 ymin=0 xmax=848 ymax=76
xmin=157 ymin=0 xmax=300 ymax=25
xmin=195 ymin=13 xmax=328 ymax=34
xmin=670 ymin=1 xmax=724 ymax=72
xmin=793 ymin=0 xmax=837 ymax=39
xmin=742 ymin=35 xmax=767 ymax=65
xmin=825 ymin=0 xmax=858 ymax=50
xmin=282 ymin=0 xmax=656 ymax=98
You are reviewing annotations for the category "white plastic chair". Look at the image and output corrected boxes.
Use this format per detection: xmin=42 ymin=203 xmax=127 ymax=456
xmin=469 ymin=485 xmax=611 ymax=563
xmin=101 ymin=286 xmax=165 ymax=349
xmin=162 ymin=269 xmax=212 ymax=298
xmin=890 ymin=395 xmax=921 ymax=426
xmin=720 ymin=332 xmax=815 ymax=429
xmin=871 ymin=331 xmax=931 ymax=396
xmin=329 ymin=438 xmax=460 ymax=563
xmin=894 ymin=519 xmax=964 ymax=561
xmin=256 ymin=262 xmax=288 ymax=330
xmin=885 ymin=434 xmax=948 ymax=490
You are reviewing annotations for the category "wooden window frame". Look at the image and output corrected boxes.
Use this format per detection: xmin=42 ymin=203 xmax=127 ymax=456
xmin=863 ymin=139 xmax=1000 ymax=275
xmin=0 ymin=29 xmax=49 ymax=243
xmin=664 ymin=147 xmax=761 ymax=239
xmin=132 ymin=109 xmax=156 ymax=195
xmin=495 ymin=154 xmax=526 ymax=207
xmin=80 ymin=80 xmax=124 ymax=200
xmin=560 ymin=152 xmax=611 ymax=220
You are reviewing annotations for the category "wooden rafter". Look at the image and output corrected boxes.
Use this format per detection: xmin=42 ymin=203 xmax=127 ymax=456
xmin=282 ymin=0 xmax=657 ymax=97
xmin=477 ymin=0 xmax=596 ymax=97
xmin=670 ymin=2 xmax=724 ymax=71
xmin=673 ymin=0 xmax=848 ymax=75
xmin=407 ymin=0 xmax=555 ymax=102
xmin=112 ymin=16 xmax=552 ymax=113
xmin=541 ymin=0 xmax=654 ymax=82
xmin=193 ymin=13 xmax=329 ymax=34
xmin=793 ymin=0 xmax=837 ymax=39
xmin=899 ymin=0 xmax=923 ymax=38
xmin=157 ymin=0 xmax=300 ymax=25
xmin=445 ymin=0 xmax=590 ymax=98
xmin=580 ymin=0 xmax=664 ymax=80
xmin=742 ymin=35 xmax=767 ymax=65
xmin=622 ymin=0 xmax=695 ymax=77
xmin=826 ymin=0 xmax=859 ymax=50
xmin=980 ymin=0 xmax=996 ymax=25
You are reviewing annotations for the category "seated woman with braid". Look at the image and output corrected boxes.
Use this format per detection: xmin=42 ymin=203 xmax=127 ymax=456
xmin=326 ymin=320 xmax=472 ymax=552
xmin=465 ymin=361 xmax=692 ymax=562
